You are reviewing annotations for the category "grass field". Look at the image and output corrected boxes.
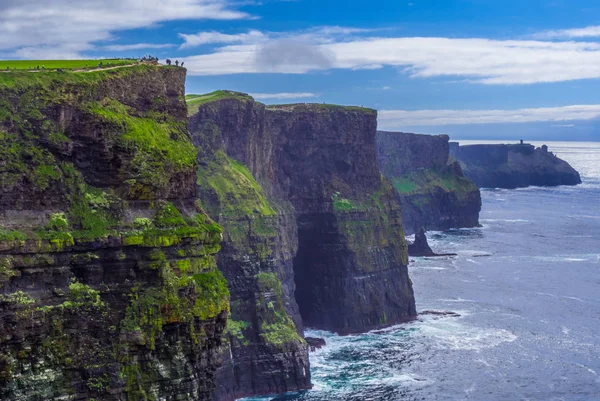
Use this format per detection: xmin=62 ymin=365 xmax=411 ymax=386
xmin=0 ymin=59 xmax=138 ymax=70
xmin=186 ymin=91 xmax=253 ymax=115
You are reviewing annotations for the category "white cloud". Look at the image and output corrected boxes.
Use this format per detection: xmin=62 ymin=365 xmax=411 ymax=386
xmin=179 ymin=30 xmax=266 ymax=48
xmin=181 ymin=31 xmax=600 ymax=85
xmin=377 ymin=105 xmax=600 ymax=128
xmin=535 ymin=25 xmax=600 ymax=39
xmin=250 ymin=92 xmax=317 ymax=100
xmin=102 ymin=43 xmax=176 ymax=51
xmin=0 ymin=0 xmax=249 ymax=59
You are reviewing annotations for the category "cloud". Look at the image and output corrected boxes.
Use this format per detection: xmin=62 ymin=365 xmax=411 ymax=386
xmin=181 ymin=32 xmax=600 ymax=84
xmin=102 ymin=43 xmax=176 ymax=52
xmin=179 ymin=30 xmax=266 ymax=48
xmin=0 ymin=0 xmax=250 ymax=59
xmin=377 ymin=105 xmax=600 ymax=128
xmin=535 ymin=25 xmax=600 ymax=39
xmin=250 ymin=92 xmax=317 ymax=100
xmin=255 ymin=39 xmax=335 ymax=72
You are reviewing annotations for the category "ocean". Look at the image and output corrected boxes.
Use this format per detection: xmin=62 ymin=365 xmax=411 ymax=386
xmin=245 ymin=141 xmax=600 ymax=401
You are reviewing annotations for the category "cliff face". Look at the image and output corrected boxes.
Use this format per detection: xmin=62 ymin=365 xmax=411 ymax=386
xmin=0 ymin=66 xmax=229 ymax=401
xmin=449 ymin=143 xmax=582 ymax=189
xmin=377 ymin=132 xmax=481 ymax=235
xmin=189 ymin=95 xmax=310 ymax=401
xmin=189 ymin=94 xmax=416 ymax=398
xmin=268 ymin=106 xmax=415 ymax=334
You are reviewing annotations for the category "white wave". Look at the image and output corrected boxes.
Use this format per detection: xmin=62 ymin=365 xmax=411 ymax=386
xmin=480 ymin=219 xmax=530 ymax=223
xmin=413 ymin=315 xmax=518 ymax=351
xmin=440 ymin=298 xmax=477 ymax=303
xmin=363 ymin=373 xmax=432 ymax=388
xmin=460 ymin=250 xmax=494 ymax=257
xmin=534 ymin=256 xmax=590 ymax=262
xmin=412 ymin=265 xmax=447 ymax=271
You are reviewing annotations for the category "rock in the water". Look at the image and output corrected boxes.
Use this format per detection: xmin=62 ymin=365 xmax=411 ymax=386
xmin=305 ymin=337 xmax=327 ymax=352
xmin=407 ymin=229 xmax=457 ymax=257
xmin=449 ymin=142 xmax=582 ymax=189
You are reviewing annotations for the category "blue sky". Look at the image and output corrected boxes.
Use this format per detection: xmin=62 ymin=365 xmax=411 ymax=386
xmin=2 ymin=0 xmax=600 ymax=140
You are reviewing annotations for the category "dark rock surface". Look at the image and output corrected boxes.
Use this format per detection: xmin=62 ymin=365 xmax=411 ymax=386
xmin=0 ymin=66 xmax=229 ymax=400
xmin=189 ymin=95 xmax=416 ymax=399
xmin=407 ymin=229 xmax=457 ymax=257
xmin=377 ymin=132 xmax=482 ymax=235
xmin=305 ymin=337 xmax=326 ymax=352
xmin=189 ymin=98 xmax=311 ymax=401
xmin=449 ymin=142 xmax=582 ymax=189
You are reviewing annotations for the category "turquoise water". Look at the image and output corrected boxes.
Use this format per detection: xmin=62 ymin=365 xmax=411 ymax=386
xmin=245 ymin=141 xmax=600 ymax=401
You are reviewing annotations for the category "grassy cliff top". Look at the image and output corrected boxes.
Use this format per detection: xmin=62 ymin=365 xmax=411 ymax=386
xmin=186 ymin=91 xmax=254 ymax=115
xmin=266 ymin=103 xmax=377 ymax=115
xmin=0 ymin=59 xmax=138 ymax=71
xmin=185 ymin=90 xmax=376 ymax=116
xmin=0 ymin=63 xmax=177 ymax=91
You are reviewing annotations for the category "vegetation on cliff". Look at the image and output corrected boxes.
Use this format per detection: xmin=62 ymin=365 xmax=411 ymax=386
xmin=0 ymin=64 xmax=230 ymax=401
xmin=186 ymin=91 xmax=253 ymax=116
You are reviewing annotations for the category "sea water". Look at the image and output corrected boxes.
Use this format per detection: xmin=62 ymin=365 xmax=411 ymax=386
xmin=245 ymin=141 xmax=600 ymax=401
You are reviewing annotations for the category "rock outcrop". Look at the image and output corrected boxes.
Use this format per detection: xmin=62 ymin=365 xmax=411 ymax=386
xmin=449 ymin=142 xmax=582 ymax=189
xmin=189 ymin=92 xmax=416 ymax=399
xmin=189 ymin=93 xmax=310 ymax=401
xmin=377 ymin=131 xmax=481 ymax=235
xmin=0 ymin=66 xmax=229 ymax=400
xmin=407 ymin=229 xmax=457 ymax=257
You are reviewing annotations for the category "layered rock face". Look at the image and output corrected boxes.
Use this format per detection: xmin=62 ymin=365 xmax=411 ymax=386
xmin=377 ymin=132 xmax=481 ymax=235
xmin=449 ymin=142 xmax=582 ymax=189
xmin=189 ymin=95 xmax=310 ymax=401
xmin=0 ymin=66 xmax=229 ymax=400
xmin=269 ymin=106 xmax=415 ymax=334
xmin=189 ymin=94 xmax=416 ymax=398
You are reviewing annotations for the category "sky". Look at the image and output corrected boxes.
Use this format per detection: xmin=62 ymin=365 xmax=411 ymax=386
xmin=2 ymin=0 xmax=600 ymax=140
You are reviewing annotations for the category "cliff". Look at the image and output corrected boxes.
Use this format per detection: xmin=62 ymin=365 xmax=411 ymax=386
xmin=189 ymin=93 xmax=416 ymax=398
xmin=377 ymin=132 xmax=481 ymax=235
xmin=0 ymin=66 xmax=229 ymax=400
xmin=189 ymin=93 xmax=310 ymax=401
xmin=449 ymin=142 xmax=582 ymax=189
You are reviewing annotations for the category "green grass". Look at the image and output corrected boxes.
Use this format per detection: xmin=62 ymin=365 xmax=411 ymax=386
xmin=0 ymin=59 xmax=137 ymax=71
xmin=392 ymin=167 xmax=479 ymax=195
xmin=186 ymin=90 xmax=253 ymax=115
xmin=197 ymin=150 xmax=276 ymax=218
xmin=88 ymin=98 xmax=197 ymax=191
xmin=266 ymin=103 xmax=377 ymax=114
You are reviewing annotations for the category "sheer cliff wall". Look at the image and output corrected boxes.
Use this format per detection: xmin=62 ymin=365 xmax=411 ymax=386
xmin=0 ymin=66 xmax=229 ymax=401
xmin=377 ymin=132 xmax=481 ymax=234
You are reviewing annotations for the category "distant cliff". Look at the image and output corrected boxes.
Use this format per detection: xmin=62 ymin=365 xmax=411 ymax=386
xmin=0 ymin=66 xmax=228 ymax=401
xmin=189 ymin=92 xmax=416 ymax=399
xmin=377 ymin=132 xmax=481 ymax=235
xmin=449 ymin=142 xmax=582 ymax=189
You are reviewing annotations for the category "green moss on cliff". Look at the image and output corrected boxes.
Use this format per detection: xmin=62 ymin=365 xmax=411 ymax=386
xmin=332 ymin=178 xmax=409 ymax=270
xmin=122 ymin=254 xmax=229 ymax=350
xmin=198 ymin=151 xmax=275 ymax=218
xmin=186 ymin=91 xmax=253 ymax=115
xmin=391 ymin=167 xmax=478 ymax=200
xmin=88 ymin=98 xmax=196 ymax=195
xmin=255 ymin=273 xmax=303 ymax=348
